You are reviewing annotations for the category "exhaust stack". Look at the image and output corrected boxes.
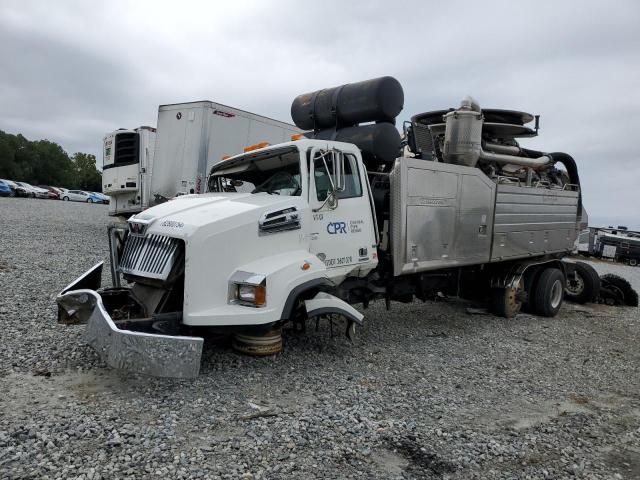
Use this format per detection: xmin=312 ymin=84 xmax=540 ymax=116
xmin=442 ymin=97 xmax=552 ymax=169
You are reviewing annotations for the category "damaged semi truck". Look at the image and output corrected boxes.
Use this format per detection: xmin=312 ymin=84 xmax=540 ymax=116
xmin=57 ymin=76 xmax=590 ymax=378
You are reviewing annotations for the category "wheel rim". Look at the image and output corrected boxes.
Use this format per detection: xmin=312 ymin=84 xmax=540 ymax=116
xmin=550 ymin=279 xmax=563 ymax=309
xmin=565 ymin=273 xmax=585 ymax=295
xmin=630 ymin=259 xmax=638 ymax=266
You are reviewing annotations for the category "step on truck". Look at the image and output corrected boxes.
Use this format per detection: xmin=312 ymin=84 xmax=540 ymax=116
xmin=58 ymin=76 xmax=588 ymax=378
xmin=102 ymin=102 xmax=300 ymax=217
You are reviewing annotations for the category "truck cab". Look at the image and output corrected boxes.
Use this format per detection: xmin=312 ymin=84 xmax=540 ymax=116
xmin=208 ymin=139 xmax=378 ymax=282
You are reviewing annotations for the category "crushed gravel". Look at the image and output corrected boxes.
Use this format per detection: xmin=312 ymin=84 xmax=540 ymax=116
xmin=1 ymin=196 xmax=639 ymax=479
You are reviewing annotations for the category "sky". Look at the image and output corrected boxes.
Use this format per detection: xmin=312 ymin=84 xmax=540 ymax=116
xmin=1 ymin=0 xmax=639 ymax=228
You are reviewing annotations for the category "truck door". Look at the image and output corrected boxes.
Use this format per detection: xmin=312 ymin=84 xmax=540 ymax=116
xmin=308 ymin=147 xmax=377 ymax=272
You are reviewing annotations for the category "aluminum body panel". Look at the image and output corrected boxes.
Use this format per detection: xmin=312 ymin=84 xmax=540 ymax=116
xmin=390 ymin=158 xmax=579 ymax=276
xmin=490 ymin=184 xmax=579 ymax=261
xmin=390 ymin=158 xmax=495 ymax=276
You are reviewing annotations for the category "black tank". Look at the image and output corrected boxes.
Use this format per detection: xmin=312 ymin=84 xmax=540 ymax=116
xmin=291 ymin=76 xmax=404 ymax=131
xmin=310 ymin=122 xmax=401 ymax=165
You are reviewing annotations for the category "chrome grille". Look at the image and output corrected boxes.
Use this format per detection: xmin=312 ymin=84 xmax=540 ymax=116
xmin=119 ymin=233 xmax=181 ymax=280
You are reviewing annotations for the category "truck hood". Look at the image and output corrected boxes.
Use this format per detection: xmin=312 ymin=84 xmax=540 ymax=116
xmin=132 ymin=193 xmax=305 ymax=238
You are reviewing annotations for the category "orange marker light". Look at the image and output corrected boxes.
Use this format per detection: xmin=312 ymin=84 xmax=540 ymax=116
xmin=243 ymin=141 xmax=270 ymax=153
xmin=291 ymin=133 xmax=304 ymax=141
xmin=301 ymin=261 xmax=311 ymax=270
xmin=254 ymin=285 xmax=266 ymax=306
xmin=222 ymin=154 xmax=231 ymax=160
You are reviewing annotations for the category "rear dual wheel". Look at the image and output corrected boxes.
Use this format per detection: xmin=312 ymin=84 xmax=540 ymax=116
xmin=565 ymin=261 xmax=600 ymax=304
xmin=490 ymin=282 xmax=523 ymax=318
xmin=531 ymin=268 xmax=565 ymax=317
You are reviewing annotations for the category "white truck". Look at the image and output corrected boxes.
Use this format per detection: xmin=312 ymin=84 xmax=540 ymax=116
xmin=58 ymin=77 xmax=592 ymax=378
xmin=102 ymin=102 xmax=299 ymax=216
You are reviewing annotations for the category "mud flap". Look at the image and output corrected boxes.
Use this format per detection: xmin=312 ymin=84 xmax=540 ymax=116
xmin=304 ymin=292 xmax=364 ymax=325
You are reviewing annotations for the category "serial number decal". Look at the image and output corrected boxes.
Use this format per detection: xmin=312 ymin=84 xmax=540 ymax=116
xmin=160 ymin=220 xmax=184 ymax=228
xmin=412 ymin=197 xmax=447 ymax=206
xmin=324 ymin=256 xmax=353 ymax=267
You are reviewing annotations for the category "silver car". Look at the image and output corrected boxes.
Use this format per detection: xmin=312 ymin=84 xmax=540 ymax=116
xmin=61 ymin=190 xmax=93 ymax=202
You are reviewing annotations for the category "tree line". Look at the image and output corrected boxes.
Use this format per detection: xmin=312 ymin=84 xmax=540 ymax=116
xmin=0 ymin=130 xmax=102 ymax=191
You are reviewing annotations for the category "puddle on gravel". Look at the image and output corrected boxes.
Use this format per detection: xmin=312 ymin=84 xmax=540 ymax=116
xmin=0 ymin=370 xmax=127 ymax=420
xmin=371 ymin=448 xmax=409 ymax=476
xmin=473 ymin=392 xmax=638 ymax=431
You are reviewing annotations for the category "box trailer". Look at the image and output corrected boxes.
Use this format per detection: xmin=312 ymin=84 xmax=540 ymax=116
xmin=103 ymin=102 xmax=299 ymax=216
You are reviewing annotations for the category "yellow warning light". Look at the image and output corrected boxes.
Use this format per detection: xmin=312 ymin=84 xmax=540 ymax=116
xmin=243 ymin=141 xmax=270 ymax=153
xmin=290 ymin=133 xmax=304 ymax=141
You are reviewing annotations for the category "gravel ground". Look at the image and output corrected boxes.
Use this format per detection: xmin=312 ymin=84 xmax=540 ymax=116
xmin=1 ymin=196 xmax=639 ymax=480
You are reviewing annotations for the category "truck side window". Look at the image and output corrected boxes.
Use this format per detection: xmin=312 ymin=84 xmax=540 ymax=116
xmin=314 ymin=153 xmax=362 ymax=201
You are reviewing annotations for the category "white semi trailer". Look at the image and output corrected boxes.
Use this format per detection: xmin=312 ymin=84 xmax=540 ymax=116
xmin=103 ymin=102 xmax=299 ymax=216
xmin=59 ymin=77 xmax=595 ymax=378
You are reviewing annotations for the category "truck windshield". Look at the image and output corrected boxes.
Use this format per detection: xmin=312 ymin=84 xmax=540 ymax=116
xmin=209 ymin=147 xmax=301 ymax=196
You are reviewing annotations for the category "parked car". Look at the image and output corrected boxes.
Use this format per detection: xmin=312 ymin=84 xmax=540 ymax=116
xmin=0 ymin=179 xmax=13 ymax=197
xmin=38 ymin=185 xmax=62 ymax=199
xmin=14 ymin=181 xmax=47 ymax=198
xmin=2 ymin=179 xmax=18 ymax=196
xmin=91 ymin=192 xmax=110 ymax=204
xmin=60 ymin=190 xmax=96 ymax=202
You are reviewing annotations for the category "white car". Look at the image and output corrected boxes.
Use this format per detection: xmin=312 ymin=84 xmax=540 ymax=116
xmin=15 ymin=181 xmax=49 ymax=198
xmin=61 ymin=190 xmax=93 ymax=202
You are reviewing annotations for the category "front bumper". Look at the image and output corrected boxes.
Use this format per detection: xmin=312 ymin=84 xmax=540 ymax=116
xmin=56 ymin=262 xmax=203 ymax=378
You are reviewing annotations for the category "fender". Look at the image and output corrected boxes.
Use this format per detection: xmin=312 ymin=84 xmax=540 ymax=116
xmin=279 ymin=277 xmax=334 ymax=321
xmin=304 ymin=292 xmax=364 ymax=325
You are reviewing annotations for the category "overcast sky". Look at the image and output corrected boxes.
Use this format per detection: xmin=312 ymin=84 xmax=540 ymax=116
xmin=1 ymin=1 xmax=639 ymax=228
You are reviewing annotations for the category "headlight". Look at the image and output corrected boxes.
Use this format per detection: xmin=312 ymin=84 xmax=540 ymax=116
xmin=229 ymin=271 xmax=267 ymax=307
xmin=235 ymin=284 xmax=266 ymax=306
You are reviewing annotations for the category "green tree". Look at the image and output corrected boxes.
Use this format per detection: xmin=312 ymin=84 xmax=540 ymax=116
xmin=71 ymin=152 xmax=102 ymax=191
xmin=0 ymin=130 xmax=99 ymax=190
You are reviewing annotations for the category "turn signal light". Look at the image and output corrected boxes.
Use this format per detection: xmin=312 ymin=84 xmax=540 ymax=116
xmin=291 ymin=133 xmax=304 ymax=141
xmin=222 ymin=154 xmax=231 ymax=160
xmin=243 ymin=141 xmax=270 ymax=153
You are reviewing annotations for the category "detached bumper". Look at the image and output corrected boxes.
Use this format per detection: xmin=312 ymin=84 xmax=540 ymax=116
xmin=56 ymin=262 xmax=203 ymax=378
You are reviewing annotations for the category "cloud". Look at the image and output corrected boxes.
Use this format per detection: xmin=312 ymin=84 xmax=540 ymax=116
xmin=0 ymin=0 xmax=639 ymax=227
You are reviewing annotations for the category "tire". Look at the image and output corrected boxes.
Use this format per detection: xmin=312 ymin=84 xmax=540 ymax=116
xmin=86 ymin=198 xmax=92 ymax=203
xmin=532 ymin=268 xmax=565 ymax=317
xmin=63 ymin=196 xmax=69 ymax=201
xmin=630 ymin=258 xmax=638 ymax=267
xmin=600 ymin=274 xmax=639 ymax=307
xmin=490 ymin=282 xmax=523 ymax=318
xmin=565 ymin=262 xmax=600 ymax=304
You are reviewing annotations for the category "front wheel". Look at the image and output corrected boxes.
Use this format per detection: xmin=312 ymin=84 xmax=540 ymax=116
xmin=86 ymin=198 xmax=92 ymax=203
xmin=630 ymin=258 xmax=638 ymax=267
xmin=532 ymin=268 xmax=565 ymax=317
xmin=63 ymin=196 xmax=69 ymax=201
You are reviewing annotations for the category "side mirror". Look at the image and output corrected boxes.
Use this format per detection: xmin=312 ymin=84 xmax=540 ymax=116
xmin=332 ymin=151 xmax=345 ymax=192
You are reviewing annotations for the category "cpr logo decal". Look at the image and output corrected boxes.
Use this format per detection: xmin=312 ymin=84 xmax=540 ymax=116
xmin=327 ymin=222 xmax=347 ymax=234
